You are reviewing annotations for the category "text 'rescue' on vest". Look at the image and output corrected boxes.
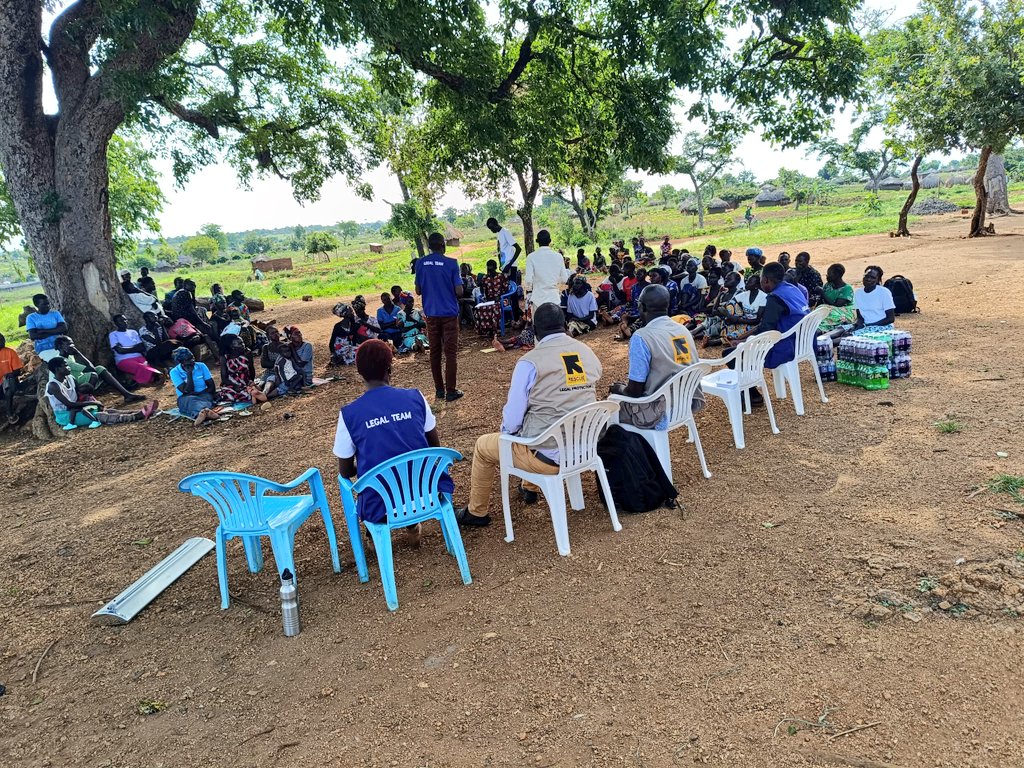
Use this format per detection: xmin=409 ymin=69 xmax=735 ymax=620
xmin=520 ymin=334 xmax=603 ymax=446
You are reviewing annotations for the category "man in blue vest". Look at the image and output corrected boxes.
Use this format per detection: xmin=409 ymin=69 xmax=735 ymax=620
xmin=333 ymin=339 xmax=454 ymax=545
xmin=415 ymin=232 xmax=465 ymax=402
xmin=743 ymin=261 xmax=808 ymax=404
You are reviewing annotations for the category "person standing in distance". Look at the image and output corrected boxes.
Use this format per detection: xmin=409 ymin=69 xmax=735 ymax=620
xmin=486 ymin=217 xmax=522 ymax=274
xmin=524 ymin=229 xmax=570 ymax=313
xmin=415 ymin=232 xmax=465 ymax=402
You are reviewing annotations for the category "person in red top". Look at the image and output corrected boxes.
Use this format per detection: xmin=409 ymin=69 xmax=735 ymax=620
xmin=0 ymin=331 xmax=26 ymax=423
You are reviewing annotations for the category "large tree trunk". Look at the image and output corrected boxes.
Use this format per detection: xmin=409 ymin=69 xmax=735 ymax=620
xmin=984 ymin=153 xmax=1018 ymax=215
xmin=515 ymin=165 xmax=540 ymax=254
xmin=969 ymin=146 xmax=994 ymax=237
xmin=895 ymin=154 xmax=923 ymax=237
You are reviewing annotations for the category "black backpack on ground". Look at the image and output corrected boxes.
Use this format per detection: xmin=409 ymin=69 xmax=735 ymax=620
xmin=884 ymin=275 xmax=918 ymax=315
xmin=596 ymin=425 xmax=678 ymax=513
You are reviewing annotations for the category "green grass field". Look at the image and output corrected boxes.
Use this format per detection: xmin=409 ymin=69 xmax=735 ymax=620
xmin=2 ymin=181 xmax=1020 ymax=345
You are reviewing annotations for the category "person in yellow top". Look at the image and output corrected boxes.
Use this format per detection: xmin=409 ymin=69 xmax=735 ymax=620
xmin=0 ymin=331 xmax=26 ymax=423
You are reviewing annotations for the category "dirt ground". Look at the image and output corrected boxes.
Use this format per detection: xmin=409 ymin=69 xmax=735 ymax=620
xmin=2 ymin=213 xmax=1024 ymax=768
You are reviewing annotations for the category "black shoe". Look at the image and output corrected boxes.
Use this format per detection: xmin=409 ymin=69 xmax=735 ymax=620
xmin=454 ymin=506 xmax=491 ymax=527
xmin=445 ymin=389 xmax=464 ymax=402
xmin=435 ymin=389 xmax=445 ymax=399
xmin=748 ymin=388 xmax=765 ymax=407
xmin=519 ymin=487 xmax=538 ymax=505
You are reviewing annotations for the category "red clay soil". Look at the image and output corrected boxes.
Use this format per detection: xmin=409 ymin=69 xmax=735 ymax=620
xmin=2 ymin=214 xmax=1023 ymax=767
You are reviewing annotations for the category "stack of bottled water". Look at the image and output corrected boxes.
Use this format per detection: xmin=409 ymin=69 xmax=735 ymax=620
xmin=837 ymin=335 xmax=890 ymax=390
xmin=814 ymin=335 xmax=837 ymax=382
xmin=881 ymin=330 xmax=912 ymax=379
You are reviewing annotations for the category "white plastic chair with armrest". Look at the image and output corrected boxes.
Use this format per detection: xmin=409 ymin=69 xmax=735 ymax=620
xmin=499 ymin=401 xmax=621 ymax=557
xmin=771 ymin=305 xmax=831 ymax=416
xmin=701 ymin=331 xmax=782 ymax=450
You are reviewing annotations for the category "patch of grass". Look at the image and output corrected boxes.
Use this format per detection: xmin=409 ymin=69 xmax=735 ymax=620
xmin=948 ymin=603 xmax=970 ymax=617
xmin=988 ymin=474 xmax=1024 ymax=505
xmin=1015 ymin=548 xmax=1024 ymax=563
xmin=136 ymin=699 xmax=167 ymax=715
xmin=933 ymin=417 xmax=964 ymax=434
xmin=917 ymin=577 xmax=939 ymax=593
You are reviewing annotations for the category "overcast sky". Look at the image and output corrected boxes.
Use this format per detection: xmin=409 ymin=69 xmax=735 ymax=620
xmin=148 ymin=0 xmax=921 ymax=238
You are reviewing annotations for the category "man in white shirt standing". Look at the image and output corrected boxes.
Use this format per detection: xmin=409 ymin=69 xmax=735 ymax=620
xmin=486 ymin=217 xmax=522 ymax=274
xmin=523 ymin=229 xmax=570 ymax=312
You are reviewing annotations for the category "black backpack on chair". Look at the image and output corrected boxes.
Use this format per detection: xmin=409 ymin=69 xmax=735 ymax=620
xmin=884 ymin=275 xmax=918 ymax=315
xmin=596 ymin=425 xmax=678 ymax=513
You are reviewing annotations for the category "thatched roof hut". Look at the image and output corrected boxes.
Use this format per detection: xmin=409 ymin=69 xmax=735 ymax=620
xmin=706 ymin=197 xmax=729 ymax=213
xmin=754 ymin=188 xmax=790 ymax=207
xmin=921 ymin=173 xmax=942 ymax=189
xmin=945 ymin=173 xmax=972 ymax=187
xmin=877 ymin=176 xmax=905 ymax=191
xmin=678 ymin=197 xmax=698 ymax=214
xmin=444 ymin=223 xmax=464 ymax=247
xmin=153 ymin=260 xmax=174 ymax=272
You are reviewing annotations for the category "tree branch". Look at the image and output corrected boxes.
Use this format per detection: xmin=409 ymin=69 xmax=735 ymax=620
xmin=47 ymin=0 xmax=104 ymax=109
xmin=490 ymin=1 xmax=540 ymax=103
xmin=153 ymin=96 xmax=221 ymax=138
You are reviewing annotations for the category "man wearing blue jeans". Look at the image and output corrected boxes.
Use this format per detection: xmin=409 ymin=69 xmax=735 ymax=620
xmin=415 ymin=232 xmax=465 ymax=401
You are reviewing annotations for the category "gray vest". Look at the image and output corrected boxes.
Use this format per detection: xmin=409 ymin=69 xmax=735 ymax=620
xmin=520 ymin=334 xmax=602 ymax=442
xmin=632 ymin=316 xmax=697 ymax=395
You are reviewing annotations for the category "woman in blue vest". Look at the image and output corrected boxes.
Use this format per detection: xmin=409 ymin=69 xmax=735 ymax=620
xmin=736 ymin=261 xmax=809 ymax=405
xmin=333 ymin=339 xmax=454 ymax=546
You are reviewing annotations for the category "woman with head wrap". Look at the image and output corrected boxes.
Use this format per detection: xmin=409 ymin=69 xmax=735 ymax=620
xmin=216 ymin=334 xmax=266 ymax=406
xmin=328 ymin=302 xmax=359 ymax=367
xmin=169 ymin=347 xmax=229 ymax=426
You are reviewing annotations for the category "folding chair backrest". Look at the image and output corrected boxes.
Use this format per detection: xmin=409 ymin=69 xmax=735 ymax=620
xmin=661 ymin=362 xmax=713 ymax=429
xmin=351 ymin=448 xmax=461 ymax=527
xmin=734 ymin=331 xmax=782 ymax=387
xmin=530 ymin=401 xmax=619 ymax=473
xmin=179 ymin=472 xmax=275 ymax=533
xmin=793 ymin=306 xmax=830 ymax=360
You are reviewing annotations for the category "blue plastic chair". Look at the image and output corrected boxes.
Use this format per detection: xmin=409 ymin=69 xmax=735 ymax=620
xmin=338 ymin=448 xmax=471 ymax=611
xmin=498 ymin=282 xmax=519 ymax=335
xmin=178 ymin=468 xmax=341 ymax=609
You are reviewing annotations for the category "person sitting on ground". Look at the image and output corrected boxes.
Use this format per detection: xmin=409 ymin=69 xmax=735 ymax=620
xmin=121 ymin=271 xmax=164 ymax=317
xmin=216 ymin=334 xmax=266 ymax=406
xmin=699 ymin=255 xmax=721 ymax=286
xmin=719 ymin=248 xmax=739 ymax=275
xmin=284 ymin=325 xmax=314 ymax=386
xmin=209 ymin=283 xmax=229 ymax=334
xmin=170 ymin=279 xmax=220 ymax=361
xmin=328 ymin=303 xmax=359 ymax=367
xmin=675 ymin=260 xmax=706 ymax=318
xmin=818 ymin=263 xmax=857 ymax=333
xmin=455 ymin=303 xmax=603 ymax=527
xmin=574 ymin=248 xmax=591 ymax=273
xmin=53 ymin=335 xmax=146 ymax=404
xmin=228 ymin=290 xmax=251 ymax=321
xmin=169 ymin=347 xmax=229 ymax=426
xmin=390 ymin=284 xmax=414 ymax=309
xmin=333 ymin=339 xmax=455 ymax=547
xmin=613 ymin=268 xmax=649 ymax=338
xmin=744 ymin=261 xmax=810 ymax=403
xmin=0 ymin=331 xmax=28 ymax=423
xmin=109 ymin=314 xmax=164 ymax=386
xmin=139 ymin=312 xmax=184 ymax=369
xmin=592 ymin=247 xmax=607 ymax=272
xmin=164 ymin=277 xmax=184 ymax=305
xmin=222 ymin=306 xmax=264 ymax=352
xmin=565 ymin=277 xmax=598 ymax=337
xmin=376 ymin=291 xmax=404 ymax=346
xmin=351 ymin=295 xmax=381 ymax=342
xmin=721 ymin=273 xmax=768 ymax=348
xmin=854 ymin=265 xmax=896 ymax=333
xmin=649 ymin=266 xmax=681 ymax=316
xmin=793 ymin=251 xmax=824 ymax=303
xmin=398 ymin=294 xmax=429 ymax=353
xmin=46 ymin=357 xmax=157 ymax=428
xmin=703 ymin=267 xmax=725 ymax=306
xmin=743 ymin=247 xmax=765 ymax=280
xmin=778 ymin=251 xmax=792 ymax=270
xmin=784 ymin=269 xmax=810 ymax=303
xmin=610 ymin=284 xmax=704 ymax=429
xmin=678 ymin=257 xmax=709 ymax=294
xmin=493 ymin=315 xmax=537 ymax=353
xmin=273 ymin=342 xmax=306 ymax=396
xmin=256 ymin=325 xmax=286 ymax=396
xmin=474 ymin=259 xmax=508 ymax=338
xmin=691 ymin=271 xmax=743 ymax=344
xmin=25 ymin=293 xmax=68 ymax=360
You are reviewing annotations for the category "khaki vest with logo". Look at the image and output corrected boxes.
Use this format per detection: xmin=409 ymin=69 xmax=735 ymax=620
xmin=632 ymin=316 xmax=697 ymax=395
xmin=521 ymin=334 xmax=603 ymax=442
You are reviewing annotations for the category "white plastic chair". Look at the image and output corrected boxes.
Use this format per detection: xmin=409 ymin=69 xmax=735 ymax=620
xmin=772 ymin=305 xmax=830 ymax=416
xmin=608 ymin=362 xmax=713 ymax=482
xmin=701 ymin=331 xmax=782 ymax=450
xmin=499 ymin=401 xmax=621 ymax=557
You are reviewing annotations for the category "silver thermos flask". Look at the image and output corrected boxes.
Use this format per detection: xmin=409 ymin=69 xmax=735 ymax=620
xmin=280 ymin=569 xmax=300 ymax=637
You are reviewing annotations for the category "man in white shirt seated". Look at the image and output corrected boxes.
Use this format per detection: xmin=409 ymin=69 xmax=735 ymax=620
xmin=455 ymin=303 xmax=603 ymax=527
xmin=610 ymin=284 xmax=703 ymax=429
xmin=523 ymin=229 xmax=571 ymax=312
xmin=486 ymin=217 xmax=522 ymax=274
